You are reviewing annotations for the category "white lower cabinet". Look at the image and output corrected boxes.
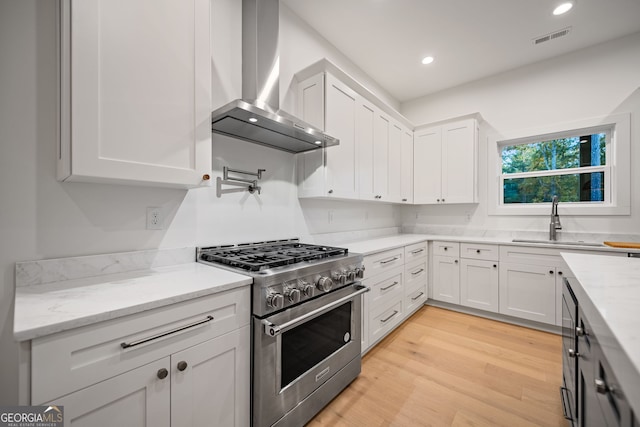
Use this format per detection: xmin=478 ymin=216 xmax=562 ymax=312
xmin=432 ymin=241 xmax=500 ymax=313
xmin=170 ymin=326 xmax=250 ymax=427
xmin=499 ymin=263 xmax=556 ymax=324
xmin=50 ymin=358 xmax=170 ymax=427
xmin=460 ymin=259 xmax=499 ymax=312
xmin=33 ymin=287 xmax=250 ymax=427
xmin=361 ymin=241 xmax=427 ymax=353
xmin=432 ymin=255 xmax=460 ymax=304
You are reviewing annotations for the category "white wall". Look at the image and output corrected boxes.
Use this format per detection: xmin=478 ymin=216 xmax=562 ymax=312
xmin=0 ymin=1 xmax=400 ymax=404
xmin=401 ymin=32 xmax=640 ymax=236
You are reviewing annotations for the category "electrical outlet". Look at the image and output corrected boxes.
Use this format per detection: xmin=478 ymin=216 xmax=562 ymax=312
xmin=146 ymin=207 xmax=164 ymax=230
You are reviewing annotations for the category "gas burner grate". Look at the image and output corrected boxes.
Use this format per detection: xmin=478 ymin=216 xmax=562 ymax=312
xmin=199 ymin=242 xmax=348 ymax=271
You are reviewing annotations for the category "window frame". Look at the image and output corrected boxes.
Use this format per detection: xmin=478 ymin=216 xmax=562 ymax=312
xmin=487 ymin=113 xmax=630 ymax=216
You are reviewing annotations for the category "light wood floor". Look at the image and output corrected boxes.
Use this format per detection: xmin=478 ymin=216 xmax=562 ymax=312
xmin=307 ymin=306 xmax=565 ymax=427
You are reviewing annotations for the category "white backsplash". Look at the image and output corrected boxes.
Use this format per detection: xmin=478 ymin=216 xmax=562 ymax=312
xmin=16 ymin=247 xmax=195 ymax=288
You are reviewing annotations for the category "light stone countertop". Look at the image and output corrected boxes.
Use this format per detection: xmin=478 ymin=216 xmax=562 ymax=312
xmin=561 ymin=253 xmax=640 ymax=414
xmin=14 ymin=263 xmax=252 ymax=342
xmin=340 ymin=233 xmax=638 ymax=256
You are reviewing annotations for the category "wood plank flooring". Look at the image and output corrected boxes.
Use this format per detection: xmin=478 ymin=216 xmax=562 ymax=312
xmin=307 ymin=306 xmax=565 ymax=427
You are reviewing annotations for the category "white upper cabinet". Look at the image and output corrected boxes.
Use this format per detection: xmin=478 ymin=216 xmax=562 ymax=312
xmin=414 ymin=118 xmax=478 ymax=204
xmin=400 ymin=129 xmax=414 ymax=204
xmin=296 ymin=65 xmax=414 ymax=204
xmin=58 ymin=0 xmax=212 ymax=188
xmin=297 ymin=73 xmax=358 ymax=199
xmin=356 ymin=100 xmax=376 ymax=201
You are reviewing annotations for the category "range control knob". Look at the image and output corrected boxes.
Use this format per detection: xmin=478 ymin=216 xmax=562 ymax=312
xmin=347 ymin=270 xmax=357 ymax=281
xmin=333 ymin=272 xmax=347 ymax=285
xmin=356 ymin=266 xmax=366 ymax=279
xmin=285 ymin=287 xmax=301 ymax=304
xmin=266 ymin=293 xmax=284 ymax=310
xmin=317 ymin=276 xmax=334 ymax=292
xmin=301 ymin=282 xmax=315 ymax=298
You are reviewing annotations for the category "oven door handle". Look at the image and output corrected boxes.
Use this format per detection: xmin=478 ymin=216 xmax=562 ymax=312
xmin=262 ymin=285 xmax=370 ymax=337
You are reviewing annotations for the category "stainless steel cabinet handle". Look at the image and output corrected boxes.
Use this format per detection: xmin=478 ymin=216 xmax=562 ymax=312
xmin=411 ymin=268 xmax=425 ymax=276
xmin=381 ymin=281 xmax=399 ymax=291
xmin=595 ymin=378 xmax=608 ymax=394
xmin=411 ymin=292 xmax=425 ymax=301
xmin=560 ymin=387 xmax=573 ymax=421
xmin=380 ymin=256 xmax=399 ymax=265
xmin=157 ymin=368 xmax=168 ymax=380
xmin=120 ymin=315 xmax=214 ymax=349
xmin=568 ymin=349 xmax=580 ymax=358
xmin=262 ymin=285 xmax=370 ymax=337
xmin=410 ymin=248 xmax=424 ymax=254
xmin=380 ymin=310 xmax=399 ymax=323
xmin=576 ymin=326 xmax=587 ymax=336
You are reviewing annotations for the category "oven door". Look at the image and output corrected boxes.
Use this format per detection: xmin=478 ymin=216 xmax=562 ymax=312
xmin=253 ymin=283 xmax=368 ymax=427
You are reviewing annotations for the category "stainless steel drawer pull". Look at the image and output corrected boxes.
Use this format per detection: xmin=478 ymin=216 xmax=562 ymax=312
xmin=381 ymin=310 xmax=399 ymax=323
xmin=410 ymin=248 xmax=424 ymax=254
xmin=411 ymin=292 xmax=425 ymax=301
xmin=380 ymin=256 xmax=399 ymax=265
xmin=381 ymin=281 xmax=399 ymax=291
xmin=411 ymin=268 xmax=425 ymax=276
xmin=121 ymin=315 xmax=214 ymax=349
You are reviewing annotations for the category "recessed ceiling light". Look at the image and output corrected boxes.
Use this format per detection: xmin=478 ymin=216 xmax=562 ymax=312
xmin=421 ymin=56 xmax=434 ymax=65
xmin=553 ymin=2 xmax=574 ymax=15
xmin=249 ymin=117 xmax=258 ymax=123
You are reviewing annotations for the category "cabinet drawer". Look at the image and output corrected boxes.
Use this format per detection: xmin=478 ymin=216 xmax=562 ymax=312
xmin=460 ymin=243 xmax=498 ymax=261
xmin=405 ymin=285 xmax=427 ymax=315
xmin=363 ymin=248 xmax=404 ymax=278
xmin=404 ymin=259 xmax=427 ymax=289
xmin=364 ymin=266 xmax=404 ymax=310
xmin=433 ymin=241 xmax=460 ymax=257
xmin=370 ymin=300 xmax=403 ymax=345
xmin=404 ymin=242 xmax=427 ymax=262
xmin=31 ymin=286 xmax=250 ymax=405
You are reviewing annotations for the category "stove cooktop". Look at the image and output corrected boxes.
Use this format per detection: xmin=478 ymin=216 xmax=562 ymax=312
xmin=198 ymin=239 xmax=348 ymax=272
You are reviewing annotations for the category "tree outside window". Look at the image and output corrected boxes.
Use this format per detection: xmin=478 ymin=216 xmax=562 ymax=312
xmin=501 ymin=133 xmax=607 ymax=204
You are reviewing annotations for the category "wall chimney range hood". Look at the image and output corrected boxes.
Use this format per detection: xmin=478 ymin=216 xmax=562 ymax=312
xmin=211 ymin=0 xmax=339 ymax=153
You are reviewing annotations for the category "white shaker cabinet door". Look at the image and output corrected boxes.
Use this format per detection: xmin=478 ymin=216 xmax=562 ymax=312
xmin=373 ymin=112 xmax=390 ymax=201
xmin=400 ymin=129 xmax=414 ymax=204
xmin=432 ymin=255 xmax=460 ymax=304
xmin=387 ymin=122 xmax=403 ymax=203
xmin=356 ymin=100 xmax=376 ymax=201
xmin=441 ymin=119 xmax=477 ymax=203
xmin=499 ymin=263 xmax=556 ymax=324
xmin=413 ymin=126 xmax=442 ymax=204
xmin=49 ymin=358 xmax=171 ymax=427
xmin=59 ymin=0 xmax=211 ymax=188
xmin=460 ymin=258 xmax=499 ymax=313
xmin=171 ymin=326 xmax=250 ymax=427
xmin=324 ymin=74 xmax=359 ymax=199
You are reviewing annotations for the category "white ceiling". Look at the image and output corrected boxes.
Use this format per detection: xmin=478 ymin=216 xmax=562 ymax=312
xmin=281 ymin=0 xmax=640 ymax=103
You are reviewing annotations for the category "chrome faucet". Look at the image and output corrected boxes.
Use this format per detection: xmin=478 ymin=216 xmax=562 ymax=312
xmin=549 ymin=195 xmax=562 ymax=241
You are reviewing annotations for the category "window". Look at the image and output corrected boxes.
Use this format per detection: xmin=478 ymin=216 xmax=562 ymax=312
xmin=487 ymin=113 xmax=630 ymax=216
xmin=501 ymin=130 xmax=609 ymax=204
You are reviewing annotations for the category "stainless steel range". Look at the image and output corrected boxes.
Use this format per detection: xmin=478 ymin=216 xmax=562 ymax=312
xmin=197 ymin=239 xmax=368 ymax=427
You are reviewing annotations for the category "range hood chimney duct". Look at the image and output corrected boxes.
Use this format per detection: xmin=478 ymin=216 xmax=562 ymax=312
xmin=210 ymin=0 xmax=339 ymax=153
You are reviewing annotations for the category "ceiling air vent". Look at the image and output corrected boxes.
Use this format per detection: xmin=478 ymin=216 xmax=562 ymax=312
xmin=533 ymin=27 xmax=572 ymax=45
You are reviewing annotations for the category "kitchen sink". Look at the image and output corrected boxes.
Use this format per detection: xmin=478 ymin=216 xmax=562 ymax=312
xmin=511 ymin=239 xmax=605 ymax=247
